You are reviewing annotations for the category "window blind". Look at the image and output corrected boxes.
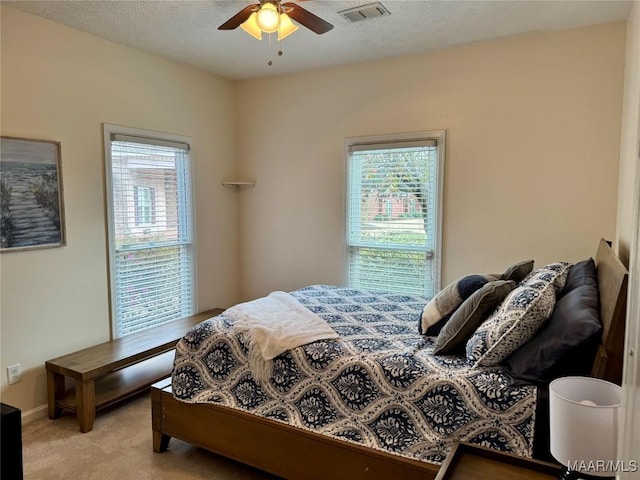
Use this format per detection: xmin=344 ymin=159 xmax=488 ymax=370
xmin=108 ymin=136 xmax=194 ymax=337
xmin=347 ymin=143 xmax=439 ymax=296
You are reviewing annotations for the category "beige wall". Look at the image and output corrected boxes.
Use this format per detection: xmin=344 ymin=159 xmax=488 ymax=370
xmin=0 ymin=7 xmax=240 ymax=413
xmin=0 ymin=7 xmax=630 ymax=417
xmin=616 ymin=1 xmax=640 ymax=267
xmin=236 ymin=23 xmax=626 ymax=301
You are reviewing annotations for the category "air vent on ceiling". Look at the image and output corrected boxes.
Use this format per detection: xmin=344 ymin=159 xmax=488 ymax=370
xmin=338 ymin=2 xmax=390 ymax=23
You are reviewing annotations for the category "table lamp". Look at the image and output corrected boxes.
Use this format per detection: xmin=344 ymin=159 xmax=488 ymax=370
xmin=549 ymin=376 xmax=622 ymax=480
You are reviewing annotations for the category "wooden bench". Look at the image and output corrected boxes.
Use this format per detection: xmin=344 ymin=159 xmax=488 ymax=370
xmin=45 ymin=308 xmax=223 ymax=432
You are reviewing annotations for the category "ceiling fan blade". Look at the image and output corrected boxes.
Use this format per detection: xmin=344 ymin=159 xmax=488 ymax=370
xmin=282 ymin=3 xmax=333 ymax=34
xmin=218 ymin=4 xmax=260 ymax=30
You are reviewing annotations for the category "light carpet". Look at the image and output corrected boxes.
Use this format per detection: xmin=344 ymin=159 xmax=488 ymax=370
xmin=22 ymin=393 xmax=280 ymax=479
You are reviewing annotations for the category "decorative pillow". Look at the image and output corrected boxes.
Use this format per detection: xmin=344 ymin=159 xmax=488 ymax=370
xmin=505 ymin=284 xmax=602 ymax=382
xmin=466 ymin=262 xmax=571 ymax=367
xmin=502 ymin=260 xmax=534 ymax=283
xmin=559 ymin=258 xmax=597 ymax=297
xmin=419 ymin=259 xmax=534 ymax=335
xmin=433 ymin=280 xmax=516 ymax=355
xmin=518 ymin=261 xmax=571 ymax=290
xmin=419 ymin=274 xmax=497 ymax=335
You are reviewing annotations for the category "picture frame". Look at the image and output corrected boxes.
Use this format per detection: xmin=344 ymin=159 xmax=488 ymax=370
xmin=0 ymin=136 xmax=66 ymax=252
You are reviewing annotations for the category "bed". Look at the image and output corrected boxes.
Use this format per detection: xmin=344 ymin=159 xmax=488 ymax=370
xmin=151 ymin=238 xmax=628 ymax=480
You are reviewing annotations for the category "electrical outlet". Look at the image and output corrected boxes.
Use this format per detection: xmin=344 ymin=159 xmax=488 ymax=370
xmin=7 ymin=364 xmax=21 ymax=384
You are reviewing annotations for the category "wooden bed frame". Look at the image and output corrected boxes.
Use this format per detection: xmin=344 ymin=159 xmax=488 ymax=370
xmin=590 ymin=239 xmax=629 ymax=385
xmin=151 ymin=238 xmax=628 ymax=480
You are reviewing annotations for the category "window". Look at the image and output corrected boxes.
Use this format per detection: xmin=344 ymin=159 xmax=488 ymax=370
xmin=104 ymin=125 xmax=195 ymax=337
xmin=134 ymin=186 xmax=155 ymax=226
xmin=346 ymin=131 xmax=445 ymax=297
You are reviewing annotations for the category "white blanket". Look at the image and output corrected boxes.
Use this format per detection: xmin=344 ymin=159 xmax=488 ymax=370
xmin=225 ymin=291 xmax=339 ymax=381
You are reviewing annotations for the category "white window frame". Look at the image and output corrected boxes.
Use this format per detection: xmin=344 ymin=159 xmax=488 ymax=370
xmin=344 ymin=131 xmax=445 ymax=295
xmin=133 ymin=185 xmax=155 ymax=226
xmin=103 ymin=123 xmax=197 ymax=338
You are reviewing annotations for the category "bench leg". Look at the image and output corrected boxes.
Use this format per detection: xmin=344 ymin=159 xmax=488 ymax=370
xmin=46 ymin=370 xmax=65 ymax=419
xmin=76 ymin=378 xmax=96 ymax=433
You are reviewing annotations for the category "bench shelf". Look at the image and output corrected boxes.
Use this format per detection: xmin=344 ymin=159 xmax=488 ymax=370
xmin=56 ymin=350 xmax=175 ymax=412
xmin=46 ymin=308 xmax=222 ymax=432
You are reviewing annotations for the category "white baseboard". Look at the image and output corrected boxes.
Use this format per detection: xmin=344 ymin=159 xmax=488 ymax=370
xmin=22 ymin=403 xmax=48 ymax=424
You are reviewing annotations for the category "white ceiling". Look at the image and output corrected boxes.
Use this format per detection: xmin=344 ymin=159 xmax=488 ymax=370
xmin=5 ymin=0 xmax=633 ymax=80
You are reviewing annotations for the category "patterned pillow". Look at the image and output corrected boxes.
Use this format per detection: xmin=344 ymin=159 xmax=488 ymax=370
xmin=538 ymin=262 xmax=572 ymax=292
xmin=466 ymin=262 xmax=572 ymax=367
xmin=517 ymin=262 xmax=571 ymax=291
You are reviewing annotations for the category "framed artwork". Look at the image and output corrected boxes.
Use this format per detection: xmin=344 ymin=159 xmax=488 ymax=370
xmin=0 ymin=136 xmax=66 ymax=252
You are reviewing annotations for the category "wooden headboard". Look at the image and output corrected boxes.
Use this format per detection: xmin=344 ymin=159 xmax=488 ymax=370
xmin=591 ymin=238 xmax=629 ymax=385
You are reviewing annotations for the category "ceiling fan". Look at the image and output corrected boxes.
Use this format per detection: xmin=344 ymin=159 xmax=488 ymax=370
xmin=218 ymin=0 xmax=334 ymax=41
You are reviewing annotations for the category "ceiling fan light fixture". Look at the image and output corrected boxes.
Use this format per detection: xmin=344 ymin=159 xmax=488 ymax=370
xmin=223 ymin=0 xmax=332 ymax=42
xmin=240 ymin=12 xmax=263 ymax=40
xmin=277 ymin=13 xmax=299 ymax=40
xmin=255 ymin=2 xmax=281 ymax=33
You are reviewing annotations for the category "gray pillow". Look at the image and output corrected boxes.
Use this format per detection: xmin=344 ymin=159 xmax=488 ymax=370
xmin=504 ymin=284 xmax=601 ymax=382
xmin=433 ymin=280 xmax=516 ymax=355
xmin=503 ymin=260 xmax=534 ymax=283
xmin=466 ymin=262 xmax=571 ymax=367
xmin=560 ymin=258 xmax=597 ymax=297
xmin=419 ymin=260 xmax=533 ymax=336
xmin=419 ymin=274 xmax=498 ymax=335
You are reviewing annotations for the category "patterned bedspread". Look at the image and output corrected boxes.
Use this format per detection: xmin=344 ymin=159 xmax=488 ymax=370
xmin=172 ymin=285 xmax=536 ymax=464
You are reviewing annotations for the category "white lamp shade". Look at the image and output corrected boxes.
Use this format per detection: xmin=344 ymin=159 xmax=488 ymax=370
xmin=255 ymin=2 xmax=280 ymax=33
xmin=549 ymin=376 xmax=621 ymax=477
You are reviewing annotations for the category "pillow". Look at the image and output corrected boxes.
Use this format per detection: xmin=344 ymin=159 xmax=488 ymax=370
xmin=559 ymin=258 xmax=597 ymax=297
xmin=503 ymin=260 xmax=534 ymax=283
xmin=419 ymin=259 xmax=534 ymax=335
xmin=466 ymin=262 xmax=571 ymax=367
xmin=419 ymin=274 xmax=496 ymax=335
xmin=433 ymin=280 xmax=516 ymax=355
xmin=517 ymin=261 xmax=571 ymax=291
xmin=504 ymin=284 xmax=602 ymax=382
